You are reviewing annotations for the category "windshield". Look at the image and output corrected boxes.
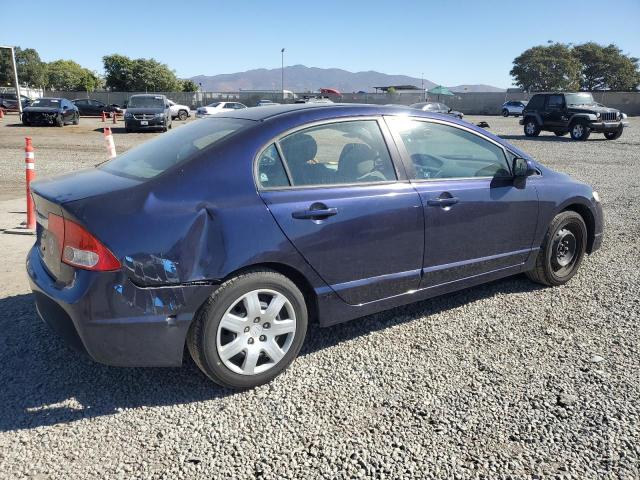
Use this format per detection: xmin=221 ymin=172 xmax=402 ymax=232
xmin=31 ymin=99 xmax=60 ymax=108
xmin=128 ymin=96 xmax=165 ymax=108
xmin=565 ymin=93 xmax=595 ymax=106
xmin=101 ymin=118 xmax=253 ymax=179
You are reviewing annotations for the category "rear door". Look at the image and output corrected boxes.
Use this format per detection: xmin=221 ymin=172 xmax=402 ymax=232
xmin=386 ymin=116 xmax=539 ymax=287
xmin=257 ymin=118 xmax=424 ymax=305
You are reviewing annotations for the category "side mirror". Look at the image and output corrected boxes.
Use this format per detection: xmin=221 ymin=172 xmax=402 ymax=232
xmin=512 ymin=157 xmax=536 ymax=177
xmin=165 ymin=103 xmax=171 ymax=109
xmin=62 ymin=105 xmax=68 ymax=110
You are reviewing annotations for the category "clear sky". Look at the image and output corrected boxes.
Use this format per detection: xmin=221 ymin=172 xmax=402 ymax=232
xmin=3 ymin=0 xmax=639 ymax=88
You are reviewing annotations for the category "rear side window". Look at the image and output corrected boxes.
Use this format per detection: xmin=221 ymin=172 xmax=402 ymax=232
xmin=257 ymin=144 xmax=290 ymax=188
xmin=102 ymin=118 xmax=252 ymax=179
xmin=277 ymin=120 xmax=397 ymax=187
xmin=527 ymin=95 xmax=545 ymax=109
xmin=388 ymin=118 xmax=510 ymax=180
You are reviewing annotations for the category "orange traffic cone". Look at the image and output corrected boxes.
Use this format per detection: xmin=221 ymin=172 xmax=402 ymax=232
xmin=0 ymin=109 xmax=4 ymax=119
xmin=112 ymin=111 xmax=117 ymax=124
xmin=101 ymin=111 xmax=106 ymax=122
xmin=103 ymin=127 xmax=116 ymax=159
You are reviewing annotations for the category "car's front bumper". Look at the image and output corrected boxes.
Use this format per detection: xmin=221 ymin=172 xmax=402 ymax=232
xmin=125 ymin=117 xmax=166 ymax=130
xmin=588 ymin=120 xmax=629 ymax=133
xmin=26 ymin=246 xmax=215 ymax=367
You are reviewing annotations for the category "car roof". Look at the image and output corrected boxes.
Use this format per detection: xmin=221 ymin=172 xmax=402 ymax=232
xmin=214 ymin=103 xmax=424 ymax=121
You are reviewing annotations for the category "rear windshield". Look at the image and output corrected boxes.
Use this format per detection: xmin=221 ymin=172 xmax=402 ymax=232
xmin=128 ymin=96 xmax=164 ymax=108
xmin=101 ymin=118 xmax=252 ymax=179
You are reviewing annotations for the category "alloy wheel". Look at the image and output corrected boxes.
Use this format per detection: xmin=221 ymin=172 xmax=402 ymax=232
xmin=216 ymin=289 xmax=296 ymax=376
xmin=525 ymin=122 xmax=536 ymax=135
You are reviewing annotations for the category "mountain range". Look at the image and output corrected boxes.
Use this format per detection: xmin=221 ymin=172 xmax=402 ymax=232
xmin=190 ymin=65 xmax=504 ymax=93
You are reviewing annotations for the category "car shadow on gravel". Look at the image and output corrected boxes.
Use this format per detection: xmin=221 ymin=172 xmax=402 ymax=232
xmin=0 ymin=276 xmax=543 ymax=433
xmin=92 ymin=127 xmax=155 ymax=134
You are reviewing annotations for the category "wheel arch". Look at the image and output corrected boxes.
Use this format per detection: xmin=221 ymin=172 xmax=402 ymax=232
xmin=219 ymin=262 xmax=319 ymax=325
xmin=561 ymin=202 xmax=596 ymax=253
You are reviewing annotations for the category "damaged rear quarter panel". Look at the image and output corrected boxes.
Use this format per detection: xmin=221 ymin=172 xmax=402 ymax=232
xmin=61 ymin=126 xmax=329 ymax=294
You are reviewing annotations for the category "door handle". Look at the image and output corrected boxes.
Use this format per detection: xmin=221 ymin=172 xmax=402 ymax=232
xmin=427 ymin=197 xmax=459 ymax=207
xmin=292 ymin=206 xmax=338 ymax=220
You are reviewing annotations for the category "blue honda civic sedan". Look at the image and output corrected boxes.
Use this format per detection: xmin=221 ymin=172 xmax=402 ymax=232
xmin=27 ymin=104 xmax=603 ymax=388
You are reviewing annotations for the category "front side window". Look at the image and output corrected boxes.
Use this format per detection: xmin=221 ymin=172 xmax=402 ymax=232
xmin=547 ymin=95 xmax=564 ymax=109
xmin=277 ymin=120 xmax=397 ymax=187
xmin=388 ymin=118 xmax=510 ymax=180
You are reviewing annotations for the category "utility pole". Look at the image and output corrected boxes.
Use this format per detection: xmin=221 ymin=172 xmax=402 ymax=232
xmin=1 ymin=46 xmax=22 ymax=115
xmin=281 ymin=48 xmax=285 ymax=102
xmin=421 ymin=73 xmax=425 ymax=102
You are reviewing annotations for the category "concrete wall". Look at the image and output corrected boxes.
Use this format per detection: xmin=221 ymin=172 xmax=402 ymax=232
xmin=45 ymin=90 xmax=640 ymax=116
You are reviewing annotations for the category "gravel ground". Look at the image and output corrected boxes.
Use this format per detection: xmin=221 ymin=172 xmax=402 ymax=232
xmin=0 ymin=115 xmax=638 ymax=479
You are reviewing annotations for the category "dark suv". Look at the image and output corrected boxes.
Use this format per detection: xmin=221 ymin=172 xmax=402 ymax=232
xmin=520 ymin=92 xmax=628 ymax=140
xmin=124 ymin=94 xmax=172 ymax=132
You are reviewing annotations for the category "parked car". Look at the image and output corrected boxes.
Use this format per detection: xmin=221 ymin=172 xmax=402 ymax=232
xmin=196 ymin=102 xmax=247 ymax=117
xmin=256 ymin=99 xmax=280 ymax=107
xmin=0 ymin=93 xmax=32 ymax=111
xmin=124 ymin=94 xmax=172 ymax=132
xmin=27 ymin=104 xmax=603 ymax=388
xmin=501 ymin=100 xmax=527 ymax=117
xmin=520 ymin=92 xmax=628 ymax=140
xmin=409 ymin=102 xmax=464 ymax=119
xmin=72 ymin=98 xmax=123 ymax=117
xmin=21 ymin=98 xmax=79 ymax=127
xmin=167 ymin=100 xmax=191 ymax=120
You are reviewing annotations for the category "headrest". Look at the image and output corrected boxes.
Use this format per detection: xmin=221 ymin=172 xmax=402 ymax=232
xmin=281 ymin=133 xmax=317 ymax=164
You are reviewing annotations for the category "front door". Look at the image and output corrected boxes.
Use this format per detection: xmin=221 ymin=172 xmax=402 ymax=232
xmin=257 ymin=119 xmax=424 ymax=305
xmin=386 ymin=117 xmax=539 ymax=287
xmin=545 ymin=94 xmax=567 ymax=129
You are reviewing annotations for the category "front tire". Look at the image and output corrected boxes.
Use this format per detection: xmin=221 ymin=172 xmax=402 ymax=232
xmin=526 ymin=211 xmax=587 ymax=287
xmin=178 ymin=109 xmax=188 ymax=121
xmin=523 ymin=118 xmax=540 ymax=137
xmin=56 ymin=114 xmax=64 ymax=127
xmin=187 ymin=269 xmax=308 ymax=389
xmin=604 ymin=127 xmax=623 ymax=140
xmin=570 ymin=121 xmax=590 ymax=141
xmin=502 ymin=109 xmax=509 ymax=117
xmin=72 ymin=113 xmax=79 ymax=125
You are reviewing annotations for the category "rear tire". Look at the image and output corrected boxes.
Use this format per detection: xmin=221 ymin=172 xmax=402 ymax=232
xmin=56 ymin=114 xmax=64 ymax=127
xmin=570 ymin=121 xmax=590 ymax=141
xmin=187 ymin=269 xmax=308 ymax=389
xmin=72 ymin=113 xmax=79 ymax=125
xmin=502 ymin=109 xmax=509 ymax=117
xmin=523 ymin=118 xmax=540 ymax=137
xmin=526 ymin=211 xmax=587 ymax=287
xmin=604 ymin=127 xmax=623 ymax=140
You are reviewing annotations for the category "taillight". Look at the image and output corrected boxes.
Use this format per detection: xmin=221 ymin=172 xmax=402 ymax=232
xmin=47 ymin=213 xmax=120 ymax=271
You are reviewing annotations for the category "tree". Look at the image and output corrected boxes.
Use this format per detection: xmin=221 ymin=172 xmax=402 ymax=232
xmin=103 ymin=54 xmax=182 ymax=91
xmin=386 ymin=86 xmax=397 ymax=95
xmin=46 ymin=60 xmax=100 ymax=91
xmin=510 ymin=43 xmax=581 ymax=91
xmin=0 ymin=46 xmax=46 ymax=87
xmin=574 ymin=42 xmax=640 ymax=91
xmin=180 ymin=79 xmax=199 ymax=92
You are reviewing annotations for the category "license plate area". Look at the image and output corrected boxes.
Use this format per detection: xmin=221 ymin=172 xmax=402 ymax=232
xmin=140 ymin=120 xmax=148 ymax=126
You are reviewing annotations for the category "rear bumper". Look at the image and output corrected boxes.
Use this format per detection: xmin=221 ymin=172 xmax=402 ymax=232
xmin=26 ymin=246 xmax=215 ymax=367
